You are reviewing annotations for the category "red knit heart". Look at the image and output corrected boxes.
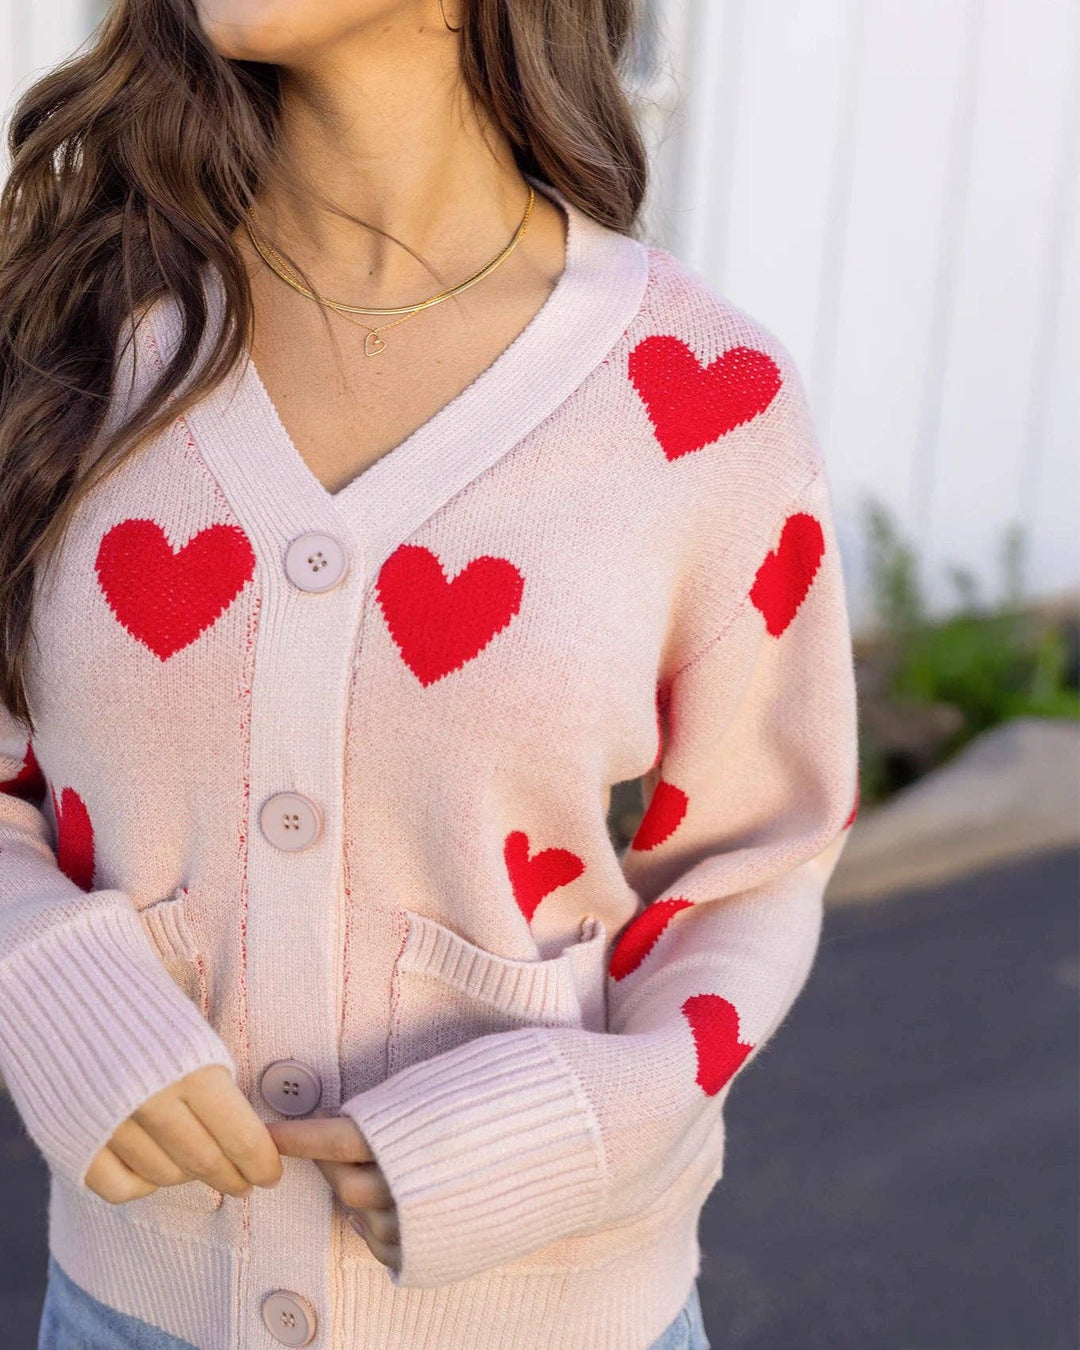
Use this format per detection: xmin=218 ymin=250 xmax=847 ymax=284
xmin=631 ymin=779 xmax=688 ymax=851
xmin=95 ymin=519 xmax=255 ymax=660
xmin=628 ymin=336 xmax=782 ymax=461
xmin=0 ymin=741 xmax=46 ymax=804
xmin=749 ymin=511 xmax=825 ymax=637
xmin=610 ymin=897 xmax=694 ymax=980
xmin=377 ymin=544 xmax=525 ymax=686
xmin=682 ymin=993 xmax=754 ymax=1097
xmin=50 ymin=784 xmax=94 ymax=892
xmin=504 ymin=831 xmax=585 ymax=922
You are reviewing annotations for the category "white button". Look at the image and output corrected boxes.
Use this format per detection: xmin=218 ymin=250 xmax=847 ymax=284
xmin=261 ymin=1289 xmax=317 ymax=1346
xmin=260 ymin=1059 xmax=322 ymax=1116
xmin=284 ymin=531 xmax=348 ymax=593
xmin=259 ymin=792 xmax=323 ymax=852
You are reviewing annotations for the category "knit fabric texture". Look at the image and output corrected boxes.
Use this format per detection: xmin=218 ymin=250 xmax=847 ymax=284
xmin=0 ymin=176 xmax=859 ymax=1350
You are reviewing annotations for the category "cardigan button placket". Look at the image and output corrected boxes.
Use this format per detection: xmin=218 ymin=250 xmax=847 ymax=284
xmin=232 ymin=513 xmax=362 ymax=1344
xmin=283 ymin=530 xmax=349 ymax=593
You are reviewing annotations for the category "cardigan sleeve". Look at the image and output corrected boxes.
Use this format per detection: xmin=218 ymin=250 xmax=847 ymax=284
xmin=339 ymin=456 xmax=861 ymax=1289
xmin=0 ymin=721 xmax=237 ymax=1187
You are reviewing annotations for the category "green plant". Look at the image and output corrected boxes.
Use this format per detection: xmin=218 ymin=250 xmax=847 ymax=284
xmin=863 ymin=499 xmax=924 ymax=640
xmin=860 ymin=498 xmax=1079 ymax=767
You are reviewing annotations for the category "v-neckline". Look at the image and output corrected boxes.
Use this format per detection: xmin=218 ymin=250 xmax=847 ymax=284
xmin=160 ymin=175 xmax=651 ymax=574
xmin=242 ymin=173 xmax=576 ymax=513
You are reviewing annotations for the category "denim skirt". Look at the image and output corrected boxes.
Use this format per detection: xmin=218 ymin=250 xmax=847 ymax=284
xmin=38 ymin=1250 xmax=711 ymax=1349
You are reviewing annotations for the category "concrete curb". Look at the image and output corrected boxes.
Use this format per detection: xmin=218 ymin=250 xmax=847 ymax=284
xmin=828 ymin=716 xmax=1080 ymax=904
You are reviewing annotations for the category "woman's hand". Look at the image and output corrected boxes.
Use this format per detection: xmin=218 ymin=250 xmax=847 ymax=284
xmin=84 ymin=1064 xmax=284 ymax=1203
xmin=267 ymin=1111 xmax=401 ymax=1273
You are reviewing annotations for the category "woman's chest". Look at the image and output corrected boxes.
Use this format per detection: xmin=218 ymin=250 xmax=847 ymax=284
xmin=245 ymin=264 xmax=561 ymax=499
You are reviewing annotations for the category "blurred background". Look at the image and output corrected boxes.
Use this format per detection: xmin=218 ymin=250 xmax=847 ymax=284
xmin=1 ymin=2 xmax=1078 ymax=1347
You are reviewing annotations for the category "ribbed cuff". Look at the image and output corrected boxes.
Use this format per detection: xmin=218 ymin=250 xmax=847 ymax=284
xmin=0 ymin=898 xmax=237 ymax=1186
xmin=339 ymin=1028 xmax=607 ymax=1288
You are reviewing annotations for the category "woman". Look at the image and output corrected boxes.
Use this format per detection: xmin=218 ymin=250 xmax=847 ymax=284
xmin=0 ymin=0 xmax=859 ymax=1347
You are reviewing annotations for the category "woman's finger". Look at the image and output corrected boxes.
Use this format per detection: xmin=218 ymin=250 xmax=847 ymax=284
xmin=132 ymin=1093 xmax=253 ymax=1197
xmin=267 ymin=1114 xmax=373 ymax=1164
xmin=182 ymin=1068 xmax=283 ymax=1189
xmin=316 ymin=1158 xmax=394 ymax=1210
xmin=353 ymin=1203 xmax=400 ymax=1246
xmin=347 ymin=1211 xmax=401 ymax=1271
xmin=106 ymin=1118 xmax=190 ymax=1188
xmin=84 ymin=1144 xmax=159 ymax=1205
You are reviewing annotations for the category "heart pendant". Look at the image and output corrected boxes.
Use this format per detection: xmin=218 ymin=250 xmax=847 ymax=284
xmin=364 ymin=331 xmax=387 ymax=358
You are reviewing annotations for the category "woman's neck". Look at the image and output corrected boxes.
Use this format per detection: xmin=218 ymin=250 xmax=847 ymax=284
xmin=248 ymin=24 xmax=545 ymax=304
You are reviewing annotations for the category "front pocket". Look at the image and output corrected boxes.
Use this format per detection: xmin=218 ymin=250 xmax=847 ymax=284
xmin=387 ymin=910 xmax=608 ymax=1076
xmin=129 ymin=885 xmax=222 ymax=1218
xmin=136 ymin=885 xmax=208 ymax=1019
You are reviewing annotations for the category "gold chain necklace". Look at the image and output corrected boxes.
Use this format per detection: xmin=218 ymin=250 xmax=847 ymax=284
xmin=244 ymin=185 xmax=535 ymax=358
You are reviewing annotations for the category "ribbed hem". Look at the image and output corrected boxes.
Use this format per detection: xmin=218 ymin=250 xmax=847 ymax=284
xmin=339 ymin=1028 xmax=607 ymax=1289
xmin=50 ymin=1162 xmax=706 ymax=1350
xmin=0 ymin=897 xmax=237 ymax=1185
xmin=338 ymin=1195 xmax=705 ymax=1350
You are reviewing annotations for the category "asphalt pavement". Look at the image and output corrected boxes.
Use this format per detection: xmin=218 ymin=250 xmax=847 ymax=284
xmin=697 ymin=844 xmax=1079 ymax=1350
xmin=2 ymin=845 xmax=1077 ymax=1350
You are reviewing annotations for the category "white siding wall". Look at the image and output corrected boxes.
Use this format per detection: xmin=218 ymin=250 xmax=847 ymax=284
xmin=638 ymin=0 xmax=1080 ymax=633
xmin=0 ymin=0 xmax=97 ymax=146
xmin=3 ymin=1 xmax=1077 ymax=635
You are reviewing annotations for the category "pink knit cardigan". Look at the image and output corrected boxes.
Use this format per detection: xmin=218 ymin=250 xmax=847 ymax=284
xmin=0 ymin=177 xmax=859 ymax=1349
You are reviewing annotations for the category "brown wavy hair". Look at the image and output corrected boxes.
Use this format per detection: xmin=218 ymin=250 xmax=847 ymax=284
xmin=0 ymin=0 xmax=649 ymax=729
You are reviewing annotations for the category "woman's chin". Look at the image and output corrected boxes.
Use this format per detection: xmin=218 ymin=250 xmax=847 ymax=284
xmin=195 ymin=0 xmax=370 ymax=66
